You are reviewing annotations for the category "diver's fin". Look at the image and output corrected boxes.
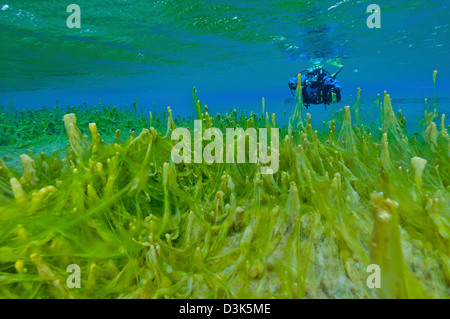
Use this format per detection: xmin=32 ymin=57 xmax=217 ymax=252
xmin=332 ymin=67 xmax=344 ymax=79
xmin=290 ymin=88 xmax=296 ymax=96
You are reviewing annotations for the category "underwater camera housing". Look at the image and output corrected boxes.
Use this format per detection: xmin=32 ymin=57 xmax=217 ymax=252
xmin=289 ymin=66 xmax=343 ymax=107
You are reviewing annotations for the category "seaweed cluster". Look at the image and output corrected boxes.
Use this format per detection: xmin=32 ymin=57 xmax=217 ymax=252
xmin=0 ymin=101 xmax=177 ymax=148
xmin=0 ymin=79 xmax=449 ymax=299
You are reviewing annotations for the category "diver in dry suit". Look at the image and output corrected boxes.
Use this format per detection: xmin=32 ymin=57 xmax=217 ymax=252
xmin=288 ymin=66 xmax=343 ymax=108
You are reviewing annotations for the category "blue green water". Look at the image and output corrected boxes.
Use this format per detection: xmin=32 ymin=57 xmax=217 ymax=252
xmin=0 ymin=0 xmax=448 ymax=125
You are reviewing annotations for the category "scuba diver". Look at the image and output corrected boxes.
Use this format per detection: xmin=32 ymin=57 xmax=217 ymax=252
xmin=288 ymin=66 xmax=343 ymax=108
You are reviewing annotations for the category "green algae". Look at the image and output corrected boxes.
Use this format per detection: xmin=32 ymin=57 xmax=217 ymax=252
xmin=0 ymin=79 xmax=449 ymax=299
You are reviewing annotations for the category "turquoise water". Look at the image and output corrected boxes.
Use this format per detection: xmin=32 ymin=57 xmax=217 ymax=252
xmin=0 ymin=0 xmax=448 ymax=125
